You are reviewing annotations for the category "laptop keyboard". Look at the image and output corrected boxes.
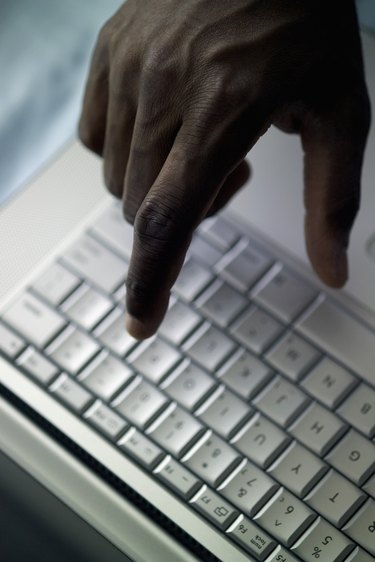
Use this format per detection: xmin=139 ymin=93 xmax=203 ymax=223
xmin=1 ymin=202 xmax=374 ymax=561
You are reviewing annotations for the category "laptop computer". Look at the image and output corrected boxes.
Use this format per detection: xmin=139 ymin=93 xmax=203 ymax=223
xmin=0 ymin=31 xmax=374 ymax=562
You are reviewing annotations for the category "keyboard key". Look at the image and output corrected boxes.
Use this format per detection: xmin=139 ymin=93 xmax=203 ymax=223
xmin=173 ymin=259 xmax=213 ymax=301
xmin=183 ymin=323 xmax=236 ymax=372
xmin=50 ymin=374 xmax=93 ymax=412
xmin=337 ymin=384 xmax=375 ymax=438
xmin=219 ymin=460 xmax=279 ymax=516
xmin=113 ymin=377 xmax=168 ymax=429
xmin=47 ymin=326 xmax=100 ymax=375
xmin=306 ymin=470 xmax=367 ymax=527
xmin=344 ymin=547 xmax=375 ymax=562
xmin=226 ymin=515 xmax=276 ymax=560
xmin=147 ymin=404 xmax=204 ymax=458
xmin=216 ymin=243 xmax=272 ymax=292
xmin=232 ymin=413 xmax=290 ymax=468
xmin=289 ymin=403 xmax=347 ymax=456
xmin=265 ymin=332 xmax=320 ymax=382
xmin=188 ymin=236 xmax=223 ymax=267
xmin=268 ymin=442 xmax=328 ymax=498
xmin=154 ymin=457 xmax=201 ymax=500
xmin=343 ymin=498 xmax=375 ymax=557
xmin=161 ymin=360 xmax=215 ymax=411
xmin=79 ymin=352 xmax=133 ymax=401
xmin=33 ymin=262 xmax=80 ymax=305
xmin=363 ymin=474 xmax=375 ymax=498
xmin=118 ymin=427 xmax=164 ymax=469
xmin=62 ymin=233 xmax=127 ymax=293
xmin=196 ymin=386 xmax=252 ymax=439
xmin=3 ymin=292 xmax=66 ymax=348
xmin=291 ymin=517 xmax=354 ymax=562
xmin=199 ymin=215 xmax=240 ymax=251
xmin=217 ymin=349 xmax=272 ymax=400
xmin=91 ymin=203 xmax=133 ymax=259
xmin=191 ymin=486 xmax=238 ymax=531
xmin=297 ymin=297 xmax=375 ymax=386
xmin=62 ymin=285 xmax=113 ymax=331
xmin=196 ymin=280 xmax=247 ymax=327
xmin=128 ymin=337 xmax=181 ymax=384
xmin=95 ymin=308 xmax=138 ymax=357
xmin=252 ymin=265 xmax=317 ymax=323
xmin=326 ymin=430 xmax=375 ymax=486
xmin=158 ymin=299 xmax=201 ymax=345
xmin=84 ymin=400 xmax=128 ymax=439
xmin=183 ymin=432 xmax=241 ymax=487
xmin=231 ymin=306 xmax=284 ymax=354
xmin=254 ymin=488 xmax=316 ymax=547
xmin=253 ymin=375 xmax=309 ymax=427
xmin=0 ymin=322 xmax=26 ymax=358
xmin=17 ymin=347 xmax=59 ymax=385
xmin=265 ymin=546 xmax=300 ymax=562
xmin=301 ymin=358 xmax=356 ymax=409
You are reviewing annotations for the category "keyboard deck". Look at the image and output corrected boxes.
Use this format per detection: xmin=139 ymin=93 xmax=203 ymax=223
xmin=0 ymin=202 xmax=374 ymax=562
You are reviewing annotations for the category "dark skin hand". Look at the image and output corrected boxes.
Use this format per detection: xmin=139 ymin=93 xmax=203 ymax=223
xmin=79 ymin=0 xmax=371 ymax=339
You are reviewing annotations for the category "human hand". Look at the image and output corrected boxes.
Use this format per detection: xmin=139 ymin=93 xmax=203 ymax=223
xmin=79 ymin=0 xmax=370 ymax=339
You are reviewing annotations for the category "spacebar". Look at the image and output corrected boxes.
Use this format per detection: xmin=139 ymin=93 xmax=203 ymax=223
xmin=297 ymin=298 xmax=375 ymax=385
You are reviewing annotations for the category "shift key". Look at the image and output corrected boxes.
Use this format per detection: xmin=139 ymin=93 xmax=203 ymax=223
xmin=2 ymin=292 xmax=65 ymax=348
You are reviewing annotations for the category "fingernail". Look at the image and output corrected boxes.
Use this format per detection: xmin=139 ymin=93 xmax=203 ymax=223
xmin=125 ymin=313 xmax=153 ymax=340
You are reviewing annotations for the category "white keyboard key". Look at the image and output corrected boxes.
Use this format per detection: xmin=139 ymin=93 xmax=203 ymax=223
xmin=265 ymin=546 xmax=300 ymax=562
xmin=337 ymin=384 xmax=375 ymax=438
xmin=0 ymin=323 xmax=26 ymax=358
xmin=199 ymin=215 xmax=240 ymax=251
xmin=297 ymin=298 xmax=375 ymax=386
xmin=118 ymin=427 xmax=164 ymax=469
xmin=232 ymin=413 xmax=291 ymax=468
xmin=253 ymin=375 xmax=309 ymax=427
xmin=79 ymin=352 xmax=133 ymax=401
xmin=344 ymin=547 xmax=375 ymax=562
xmin=91 ymin=203 xmax=133 ymax=259
xmin=113 ymin=283 xmax=126 ymax=303
xmin=47 ymin=327 xmax=99 ymax=375
xmin=191 ymin=486 xmax=239 ymax=531
xmin=158 ymin=299 xmax=201 ymax=345
xmin=196 ymin=386 xmax=252 ymax=438
xmin=289 ymin=403 xmax=347 ymax=456
xmin=219 ymin=460 xmax=279 ymax=516
xmin=226 ymin=515 xmax=276 ymax=560
xmin=231 ymin=306 xmax=284 ymax=354
xmin=363 ymin=474 xmax=375 ymax=498
xmin=62 ymin=285 xmax=113 ymax=331
xmin=301 ymin=358 xmax=356 ymax=409
xmin=62 ymin=233 xmax=127 ymax=293
xmin=113 ymin=378 xmax=168 ymax=429
xmin=291 ymin=517 xmax=354 ymax=562
xmin=326 ymin=430 xmax=375 ymax=486
xmin=3 ymin=292 xmax=66 ymax=348
xmin=254 ymin=488 xmax=316 ymax=547
xmin=196 ymin=280 xmax=247 ymax=327
xmin=17 ymin=347 xmax=59 ymax=385
xmin=173 ymin=259 xmax=213 ymax=301
xmin=252 ymin=265 xmax=317 ymax=323
xmin=217 ymin=349 xmax=272 ymax=400
xmin=268 ymin=442 xmax=328 ymax=498
xmin=128 ymin=337 xmax=181 ymax=384
xmin=154 ymin=457 xmax=201 ymax=500
xmin=306 ymin=470 xmax=367 ymax=527
xmin=148 ymin=404 xmax=204 ymax=457
xmin=216 ymin=243 xmax=272 ymax=292
xmin=161 ymin=360 xmax=215 ymax=411
xmin=183 ymin=323 xmax=236 ymax=372
xmin=343 ymin=498 xmax=375 ymax=556
xmin=50 ymin=373 xmax=93 ymax=412
xmin=33 ymin=262 xmax=80 ymax=305
xmin=188 ymin=235 xmax=223 ymax=266
xmin=183 ymin=432 xmax=241 ymax=487
xmin=265 ymin=332 xmax=320 ymax=382
xmin=84 ymin=400 xmax=128 ymax=439
xmin=95 ymin=308 xmax=138 ymax=357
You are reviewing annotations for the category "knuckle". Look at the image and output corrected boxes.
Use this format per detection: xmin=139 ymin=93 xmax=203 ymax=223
xmin=135 ymin=198 xmax=182 ymax=247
